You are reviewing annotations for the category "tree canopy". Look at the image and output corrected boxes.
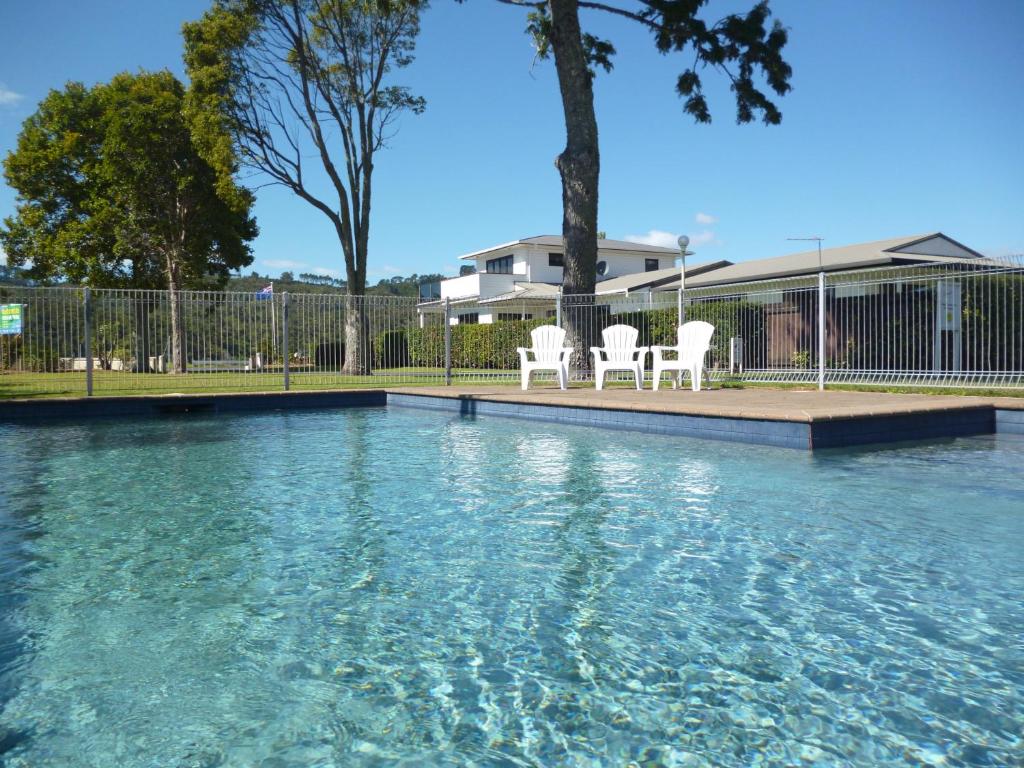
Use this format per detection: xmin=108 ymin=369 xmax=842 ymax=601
xmin=512 ymin=0 xmax=791 ymax=296
xmin=1 ymin=71 xmax=257 ymax=289
xmin=183 ymin=0 xmax=426 ymax=373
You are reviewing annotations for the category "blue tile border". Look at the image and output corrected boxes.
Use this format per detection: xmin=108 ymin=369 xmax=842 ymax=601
xmin=387 ymin=393 xmax=812 ymax=449
xmin=387 ymin=393 xmax=1007 ymax=451
xmin=996 ymin=409 xmax=1024 ymax=434
xmin=0 ymin=389 xmax=387 ymax=423
xmin=3 ymin=388 xmax=1015 ymax=450
xmin=809 ymin=408 xmax=994 ymax=449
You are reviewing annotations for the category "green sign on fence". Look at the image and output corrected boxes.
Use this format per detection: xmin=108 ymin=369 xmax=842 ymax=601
xmin=0 ymin=304 xmax=23 ymax=335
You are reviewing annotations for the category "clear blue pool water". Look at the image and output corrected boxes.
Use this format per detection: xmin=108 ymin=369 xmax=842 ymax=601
xmin=1 ymin=407 xmax=1022 ymax=767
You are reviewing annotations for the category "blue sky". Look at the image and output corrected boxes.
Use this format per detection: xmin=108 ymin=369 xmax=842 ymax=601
xmin=1 ymin=0 xmax=1022 ymax=281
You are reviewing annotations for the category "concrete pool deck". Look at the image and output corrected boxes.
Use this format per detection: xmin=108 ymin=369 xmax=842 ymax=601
xmin=1 ymin=385 xmax=1022 ymax=450
xmin=387 ymin=386 xmax=1024 ymax=449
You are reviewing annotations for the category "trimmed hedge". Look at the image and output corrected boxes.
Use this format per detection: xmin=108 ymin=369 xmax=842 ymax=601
xmin=610 ymin=300 xmax=766 ymax=368
xmin=373 ymin=330 xmax=409 ymax=368
xmin=396 ymin=302 xmax=765 ymax=371
xmin=408 ymin=318 xmax=554 ymax=369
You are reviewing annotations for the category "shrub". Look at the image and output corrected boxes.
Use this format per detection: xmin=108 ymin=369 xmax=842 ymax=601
xmin=374 ymin=329 xmax=409 ymax=368
xmin=408 ymin=318 xmax=554 ymax=369
xmin=613 ymin=300 xmax=766 ymax=369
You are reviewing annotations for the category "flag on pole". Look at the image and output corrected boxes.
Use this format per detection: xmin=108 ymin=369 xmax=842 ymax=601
xmin=255 ymin=283 xmax=274 ymax=300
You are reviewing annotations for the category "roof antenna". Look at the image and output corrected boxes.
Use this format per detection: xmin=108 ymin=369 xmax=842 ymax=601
xmin=787 ymin=236 xmax=825 ymax=271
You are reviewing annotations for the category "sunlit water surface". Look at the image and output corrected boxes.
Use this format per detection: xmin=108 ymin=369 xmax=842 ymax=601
xmin=1 ymin=407 xmax=1022 ymax=767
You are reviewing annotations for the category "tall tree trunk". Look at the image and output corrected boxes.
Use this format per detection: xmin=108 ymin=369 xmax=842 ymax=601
xmin=166 ymin=256 xmax=186 ymax=374
xmin=343 ymin=298 xmax=371 ymax=376
xmin=343 ymin=252 xmax=371 ymax=376
xmin=548 ymin=0 xmax=601 ymax=373
xmin=340 ymin=153 xmax=374 ymax=377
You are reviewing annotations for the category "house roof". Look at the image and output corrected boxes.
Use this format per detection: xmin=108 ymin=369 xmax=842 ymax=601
xmin=458 ymin=235 xmax=678 ymax=260
xmin=673 ymin=233 xmax=982 ymax=289
xmin=479 ymin=282 xmax=561 ymax=304
xmin=595 ymin=260 xmax=733 ymax=295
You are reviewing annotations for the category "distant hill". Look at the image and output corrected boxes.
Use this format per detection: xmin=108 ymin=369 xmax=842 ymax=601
xmin=227 ymin=271 xmax=445 ymax=297
xmin=0 ymin=266 xmax=446 ymax=298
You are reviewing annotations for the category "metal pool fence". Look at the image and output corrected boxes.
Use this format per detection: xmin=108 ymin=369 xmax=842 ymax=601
xmin=1 ymin=257 xmax=1022 ymax=397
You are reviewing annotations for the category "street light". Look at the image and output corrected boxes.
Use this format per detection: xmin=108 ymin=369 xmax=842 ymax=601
xmin=677 ymin=234 xmax=695 ymax=323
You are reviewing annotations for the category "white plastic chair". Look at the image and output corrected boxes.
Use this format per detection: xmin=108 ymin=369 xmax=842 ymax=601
xmin=591 ymin=324 xmax=648 ymax=391
xmin=651 ymin=321 xmax=715 ymax=391
xmin=518 ymin=325 xmax=573 ymax=390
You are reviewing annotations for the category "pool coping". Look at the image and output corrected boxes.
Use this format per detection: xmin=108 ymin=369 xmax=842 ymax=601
xmin=0 ymin=389 xmax=387 ymax=421
xmin=385 ymin=391 xmax=1001 ymax=450
xmin=1 ymin=386 xmax=1021 ymax=450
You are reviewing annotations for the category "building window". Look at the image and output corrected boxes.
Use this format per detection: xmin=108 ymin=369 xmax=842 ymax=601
xmin=545 ymin=310 xmax=558 ymax=319
xmin=458 ymin=313 xmax=479 ymax=324
xmin=645 ymin=258 xmax=660 ymax=272
xmin=548 ymin=253 xmax=564 ymax=267
xmin=486 ymin=255 xmax=513 ymax=274
xmin=498 ymin=312 xmax=532 ymax=321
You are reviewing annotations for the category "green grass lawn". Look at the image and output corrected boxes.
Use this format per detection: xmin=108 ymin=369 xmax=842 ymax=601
xmin=0 ymin=369 xmax=521 ymax=399
xmin=3 ymin=370 xmax=1023 ymax=400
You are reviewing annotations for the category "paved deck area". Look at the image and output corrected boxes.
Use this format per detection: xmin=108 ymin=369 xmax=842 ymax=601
xmin=387 ymin=385 xmax=1020 ymax=423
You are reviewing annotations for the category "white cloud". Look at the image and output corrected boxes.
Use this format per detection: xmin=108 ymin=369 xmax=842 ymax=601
xmin=624 ymin=229 xmax=682 ymax=249
xmin=261 ymin=258 xmax=308 ymax=270
xmin=695 ymin=212 xmax=717 ymax=225
xmin=624 ymin=228 xmax=720 ymax=251
xmin=0 ymin=246 xmax=6 ymax=266
xmin=311 ymin=266 xmax=341 ymax=278
xmin=0 ymin=85 xmax=23 ymax=106
xmin=689 ymin=230 xmax=718 ymax=247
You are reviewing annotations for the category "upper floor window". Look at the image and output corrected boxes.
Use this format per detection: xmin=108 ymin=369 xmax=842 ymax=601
xmin=645 ymin=258 xmax=660 ymax=272
xmin=548 ymin=253 xmax=564 ymax=267
xmin=486 ymin=255 xmax=514 ymax=274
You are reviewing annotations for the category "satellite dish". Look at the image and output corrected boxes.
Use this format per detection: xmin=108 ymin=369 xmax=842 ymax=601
xmin=596 ymin=260 xmax=608 ymax=278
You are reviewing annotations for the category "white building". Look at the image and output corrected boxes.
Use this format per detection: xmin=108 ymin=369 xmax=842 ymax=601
xmin=418 ymin=235 xmax=677 ymax=325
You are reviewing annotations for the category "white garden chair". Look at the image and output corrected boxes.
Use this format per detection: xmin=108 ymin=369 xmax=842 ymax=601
xmin=591 ymin=324 xmax=648 ymax=391
xmin=651 ymin=321 xmax=715 ymax=391
xmin=518 ymin=325 xmax=573 ymax=390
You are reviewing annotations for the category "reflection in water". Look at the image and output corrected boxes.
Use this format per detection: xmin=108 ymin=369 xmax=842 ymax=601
xmin=0 ymin=414 xmax=1022 ymax=767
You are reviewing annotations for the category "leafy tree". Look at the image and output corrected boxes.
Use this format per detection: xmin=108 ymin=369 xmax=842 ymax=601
xmin=183 ymin=0 xmax=426 ymax=374
xmin=497 ymin=0 xmax=791 ymax=363
xmin=1 ymin=72 xmax=257 ymax=373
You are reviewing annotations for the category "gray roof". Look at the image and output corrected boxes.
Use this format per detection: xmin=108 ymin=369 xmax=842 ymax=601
xmin=458 ymin=235 xmax=678 ymax=260
xmin=676 ymin=233 xmax=981 ymax=289
xmin=479 ymin=282 xmax=561 ymax=304
xmin=614 ymin=233 xmax=984 ymax=292
xmin=595 ymin=260 xmax=733 ymax=295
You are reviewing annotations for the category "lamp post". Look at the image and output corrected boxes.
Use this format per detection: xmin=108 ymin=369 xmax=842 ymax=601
xmin=677 ymin=234 xmax=695 ymax=325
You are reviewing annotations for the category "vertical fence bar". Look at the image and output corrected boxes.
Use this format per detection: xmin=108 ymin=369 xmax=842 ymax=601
xmin=83 ymin=287 xmax=93 ymax=397
xmin=282 ymin=292 xmax=290 ymax=391
xmin=444 ymin=297 xmax=452 ymax=386
xmin=556 ymin=289 xmax=562 ymax=329
xmin=817 ymin=271 xmax=826 ymax=390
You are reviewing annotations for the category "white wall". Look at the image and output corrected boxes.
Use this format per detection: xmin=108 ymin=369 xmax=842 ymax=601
xmin=473 ymin=246 xmax=528 ymax=277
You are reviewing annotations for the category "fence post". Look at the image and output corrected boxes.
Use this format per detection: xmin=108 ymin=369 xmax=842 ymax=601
xmin=83 ymin=287 xmax=93 ymax=397
xmin=444 ymin=297 xmax=452 ymax=385
xmin=817 ymin=271 xmax=826 ymax=391
xmin=282 ymin=291 xmax=290 ymax=391
xmin=556 ymin=289 xmax=562 ymax=328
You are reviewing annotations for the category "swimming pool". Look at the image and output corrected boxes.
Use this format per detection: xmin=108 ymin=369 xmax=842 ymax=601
xmin=1 ymin=407 xmax=1022 ymax=766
